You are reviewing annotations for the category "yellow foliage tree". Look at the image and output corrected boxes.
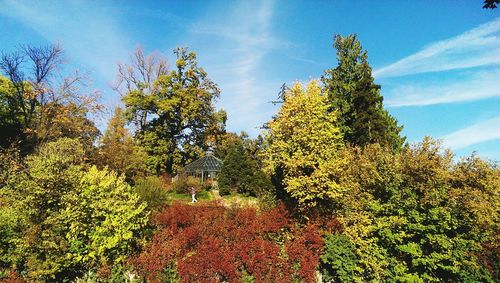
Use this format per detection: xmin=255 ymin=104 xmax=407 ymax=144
xmin=98 ymin=107 xmax=148 ymax=181
xmin=263 ymin=81 xmax=346 ymax=208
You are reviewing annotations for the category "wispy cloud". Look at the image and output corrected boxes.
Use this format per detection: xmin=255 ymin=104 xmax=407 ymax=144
xmin=385 ymin=69 xmax=500 ymax=107
xmin=374 ymin=18 xmax=500 ymax=78
xmin=0 ymin=0 xmax=136 ymax=128
xmin=441 ymin=115 xmax=500 ymax=150
xmin=187 ymin=0 xmax=285 ymax=136
xmin=0 ymin=0 xmax=132 ymax=88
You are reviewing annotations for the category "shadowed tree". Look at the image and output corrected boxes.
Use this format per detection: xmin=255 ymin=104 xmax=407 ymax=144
xmin=0 ymin=44 xmax=102 ymax=151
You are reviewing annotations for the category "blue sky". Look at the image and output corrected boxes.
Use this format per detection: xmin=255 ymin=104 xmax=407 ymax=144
xmin=1 ymin=0 xmax=499 ymax=160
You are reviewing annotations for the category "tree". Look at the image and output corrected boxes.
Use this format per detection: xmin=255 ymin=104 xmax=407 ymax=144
xmin=0 ymin=44 xmax=102 ymax=151
xmin=215 ymin=131 xmax=265 ymax=166
xmin=331 ymin=139 xmax=499 ymax=281
xmin=55 ymin=166 xmax=148 ymax=269
xmin=263 ymin=81 xmax=346 ymax=209
xmin=98 ymin=107 xmax=148 ymax=181
xmin=322 ymin=34 xmax=405 ymax=152
xmin=0 ymin=138 xmax=148 ymax=281
xmin=218 ymin=141 xmax=272 ymax=197
xmin=122 ymin=47 xmax=226 ymax=175
xmin=0 ymin=44 xmax=63 ymax=129
xmin=1 ymin=138 xmax=85 ymax=280
xmin=36 ymin=101 xmax=100 ymax=149
xmin=0 ymin=76 xmax=25 ymax=148
xmin=484 ymin=0 xmax=499 ymax=8
xmin=321 ymin=234 xmax=359 ymax=282
xmin=115 ymin=48 xmax=168 ymax=131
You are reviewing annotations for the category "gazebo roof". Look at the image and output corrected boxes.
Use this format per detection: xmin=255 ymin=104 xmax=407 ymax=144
xmin=183 ymin=154 xmax=223 ymax=173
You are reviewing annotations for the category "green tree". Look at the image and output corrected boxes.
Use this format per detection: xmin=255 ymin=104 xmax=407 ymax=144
xmin=122 ymin=47 xmax=226 ymax=175
xmin=214 ymin=131 xmax=265 ymax=166
xmin=0 ymin=76 xmax=25 ymax=148
xmin=322 ymin=34 xmax=405 ymax=152
xmin=335 ymin=139 xmax=498 ymax=281
xmin=218 ymin=141 xmax=272 ymax=197
xmin=321 ymin=234 xmax=359 ymax=283
xmin=2 ymin=138 xmax=85 ymax=280
xmin=55 ymin=166 xmax=148 ymax=269
xmin=263 ymin=81 xmax=346 ymax=209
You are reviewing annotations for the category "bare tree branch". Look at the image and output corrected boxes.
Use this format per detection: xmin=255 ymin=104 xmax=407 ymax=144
xmin=114 ymin=47 xmax=169 ymax=130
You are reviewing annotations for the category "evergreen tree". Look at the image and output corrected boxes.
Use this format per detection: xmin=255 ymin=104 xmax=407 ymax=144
xmin=218 ymin=142 xmax=271 ymax=197
xmin=322 ymin=34 xmax=405 ymax=152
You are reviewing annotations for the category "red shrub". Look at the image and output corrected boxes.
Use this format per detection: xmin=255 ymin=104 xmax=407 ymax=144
xmin=0 ymin=271 xmax=26 ymax=283
xmin=286 ymin=224 xmax=324 ymax=282
xmin=132 ymin=201 xmax=324 ymax=282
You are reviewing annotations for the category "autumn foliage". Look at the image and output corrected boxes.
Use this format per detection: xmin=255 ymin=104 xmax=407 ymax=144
xmin=132 ymin=202 xmax=323 ymax=282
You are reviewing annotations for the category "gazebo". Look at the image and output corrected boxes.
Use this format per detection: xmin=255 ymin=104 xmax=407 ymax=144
xmin=181 ymin=153 xmax=223 ymax=182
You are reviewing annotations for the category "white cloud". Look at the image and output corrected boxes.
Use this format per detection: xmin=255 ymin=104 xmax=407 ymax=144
xmin=0 ymin=0 xmax=137 ymax=128
xmin=374 ymin=18 xmax=500 ymax=78
xmin=187 ymin=0 xmax=284 ymax=136
xmin=0 ymin=0 xmax=132 ymax=87
xmin=441 ymin=116 xmax=500 ymax=150
xmin=385 ymin=69 xmax=500 ymax=107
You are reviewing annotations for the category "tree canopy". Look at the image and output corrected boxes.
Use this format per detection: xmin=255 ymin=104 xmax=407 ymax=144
xmin=122 ymin=47 xmax=226 ymax=175
xmin=263 ymin=81 xmax=346 ymax=209
xmin=322 ymin=34 xmax=405 ymax=152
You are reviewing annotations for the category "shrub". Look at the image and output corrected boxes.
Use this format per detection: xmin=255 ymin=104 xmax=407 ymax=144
xmin=134 ymin=176 xmax=168 ymax=211
xmin=0 ymin=206 xmax=26 ymax=272
xmin=1 ymin=139 xmax=149 ymax=282
xmin=57 ymin=166 xmax=149 ymax=269
xmin=335 ymin=140 xmax=499 ymax=281
xmin=320 ymin=234 xmax=359 ymax=282
xmin=132 ymin=203 xmax=323 ymax=282
xmin=172 ymin=176 xmax=201 ymax=194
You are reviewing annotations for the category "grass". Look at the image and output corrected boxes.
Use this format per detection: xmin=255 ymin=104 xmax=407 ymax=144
xmin=165 ymin=189 xmax=215 ymax=204
xmin=164 ymin=189 xmax=259 ymax=208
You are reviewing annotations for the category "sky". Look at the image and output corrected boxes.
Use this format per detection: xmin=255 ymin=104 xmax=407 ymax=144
xmin=0 ymin=0 xmax=499 ymax=161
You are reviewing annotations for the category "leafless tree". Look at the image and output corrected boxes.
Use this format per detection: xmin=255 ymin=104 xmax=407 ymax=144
xmin=0 ymin=43 xmax=102 ymax=144
xmin=0 ymin=43 xmax=64 ymax=126
xmin=114 ymin=47 xmax=169 ymax=130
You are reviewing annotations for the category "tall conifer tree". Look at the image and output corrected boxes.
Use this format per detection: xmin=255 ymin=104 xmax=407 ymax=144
xmin=322 ymin=34 xmax=405 ymax=151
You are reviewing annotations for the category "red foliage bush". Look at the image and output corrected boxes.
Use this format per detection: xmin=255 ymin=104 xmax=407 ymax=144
xmin=132 ymin=202 xmax=324 ymax=282
xmin=0 ymin=271 xmax=26 ymax=283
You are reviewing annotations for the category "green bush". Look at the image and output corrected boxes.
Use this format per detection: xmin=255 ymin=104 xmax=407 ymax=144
xmin=1 ymin=138 xmax=149 ymax=282
xmin=218 ymin=143 xmax=272 ymax=197
xmin=0 ymin=206 xmax=26 ymax=272
xmin=134 ymin=176 xmax=168 ymax=211
xmin=58 ymin=166 xmax=149 ymax=269
xmin=320 ymin=234 xmax=359 ymax=283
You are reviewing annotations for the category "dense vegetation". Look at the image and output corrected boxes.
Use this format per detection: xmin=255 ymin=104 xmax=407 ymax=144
xmin=0 ymin=34 xmax=498 ymax=282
